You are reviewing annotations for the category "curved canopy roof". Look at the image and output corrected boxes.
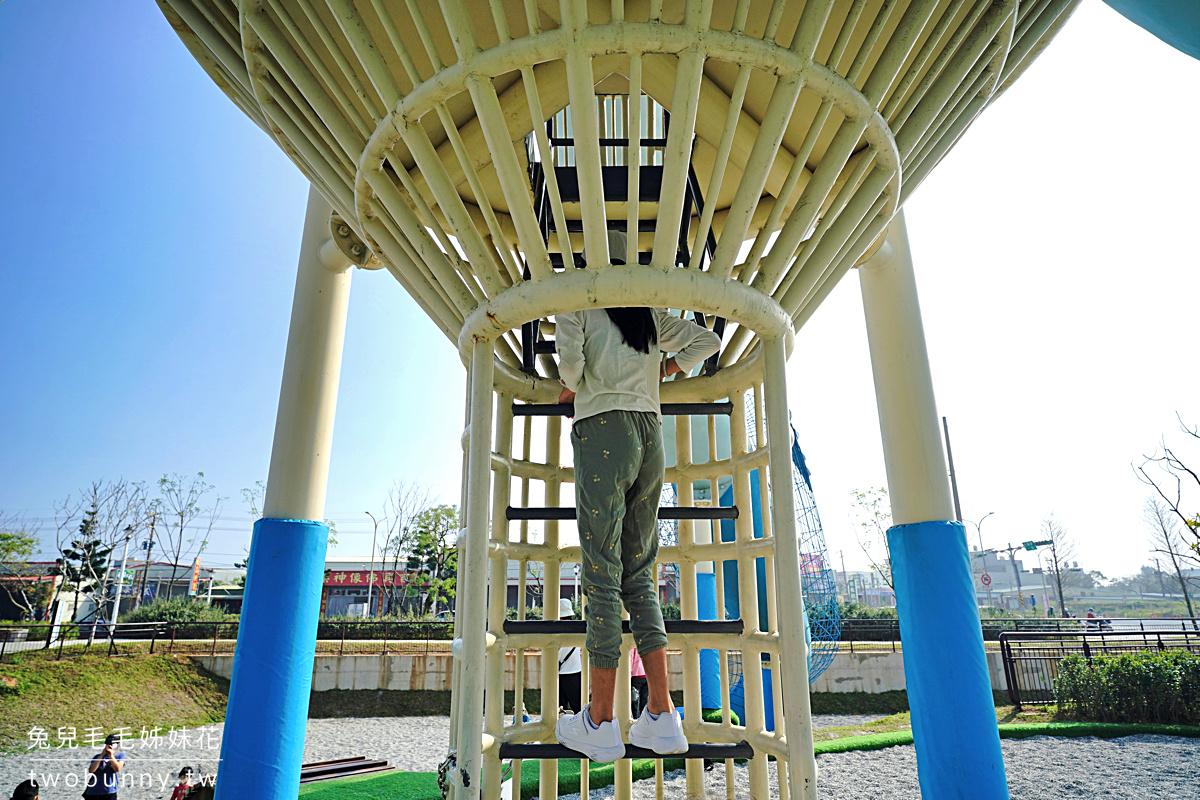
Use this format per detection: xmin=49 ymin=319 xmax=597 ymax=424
xmin=1103 ymin=0 xmax=1200 ymax=61
xmin=157 ymin=0 xmax=1078 ymax=376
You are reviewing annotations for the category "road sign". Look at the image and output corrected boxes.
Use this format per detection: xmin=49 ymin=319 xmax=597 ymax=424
xmin=1023 ymin=539 xmax=1052 ymax=551
xmin=980 ymin=573 xmax=992 ymax=587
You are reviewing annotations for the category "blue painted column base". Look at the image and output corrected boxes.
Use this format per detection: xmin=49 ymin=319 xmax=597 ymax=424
xmin=214 ymin=518 xmax=328 ymax=800
xmin=696 ymin=572 xmax=722 ymax=711
xmin=888 ymin=520 xmax=1008 ymax=799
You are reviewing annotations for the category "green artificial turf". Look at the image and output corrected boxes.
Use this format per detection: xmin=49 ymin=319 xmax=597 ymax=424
xmin=297 ymin=720 xmax=1200 ymax=799
xmin=299 ymin=770 xmax=442 ymax=799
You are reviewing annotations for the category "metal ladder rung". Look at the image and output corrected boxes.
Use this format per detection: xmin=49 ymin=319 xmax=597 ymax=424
xmin=498 ymin=741 xmax=754 ymax=761
xmin=503 ymin=618 xmax=744 ymax=635
xmin=512 ymin=402 xmax=734 ymax=417
xmin=506 ymin=506 xmax=738 ymax=521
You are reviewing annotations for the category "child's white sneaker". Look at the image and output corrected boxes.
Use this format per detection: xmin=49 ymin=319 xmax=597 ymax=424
xmin=555 ymin=704 xmax=626 ymax=763
xmin=628 ymin=707 xmax=689 ymax=755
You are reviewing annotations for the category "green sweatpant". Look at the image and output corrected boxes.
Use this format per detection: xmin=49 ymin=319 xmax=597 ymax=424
xmin=571 ymin=410 xmax=669 ymax=669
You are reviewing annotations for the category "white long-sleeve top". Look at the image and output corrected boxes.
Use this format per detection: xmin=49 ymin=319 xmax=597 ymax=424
xmin=555 ymin=309 xmax=722 ymax=422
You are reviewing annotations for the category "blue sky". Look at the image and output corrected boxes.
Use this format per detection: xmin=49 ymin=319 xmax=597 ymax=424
xmin=2 ymin=3 xmax=1198 ymax=578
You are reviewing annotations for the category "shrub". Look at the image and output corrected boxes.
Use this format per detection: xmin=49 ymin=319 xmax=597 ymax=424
xmin=315 ymin=617 xmax=454 ymax=641
xmin=1054 ymin=650 xmax=1200 ymax=725
xmin=118 ymin=598 xmax=238 ymax=639
xmin=505 ymin=605 xmax=545 ymax=620
xmin=661 ymin=602 xmax=682 ymax=621
xmin=119 ymin=598 xmax=236 ymax=624
xmin=838 ymin=601 xmax=897 ymax=620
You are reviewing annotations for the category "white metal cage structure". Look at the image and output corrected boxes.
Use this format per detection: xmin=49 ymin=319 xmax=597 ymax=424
xmin=155 ymin=2 xmax=1081 ymax=800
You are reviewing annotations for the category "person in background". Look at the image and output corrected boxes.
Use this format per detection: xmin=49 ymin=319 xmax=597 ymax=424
xmin=557 ymin=597 xmax=583 ymax=714
xmin=629 ymin=646 xmax=648 ymax=719
xmin=553 ymin=305 xmax=720 ymax=762
xmin=169 ymin=767 xmax=194 ymax=800
xmin=83 ymin=733 xmax=125 ymax=798
xmin=9 ymin=779 xmax=38 ymax=800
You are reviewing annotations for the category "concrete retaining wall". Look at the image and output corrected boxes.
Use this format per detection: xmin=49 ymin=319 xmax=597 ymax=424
xmin=807 ymin=651 xmax=1007 ymax=692
xmin=196 ymin=649 xmax=1008 ymax=693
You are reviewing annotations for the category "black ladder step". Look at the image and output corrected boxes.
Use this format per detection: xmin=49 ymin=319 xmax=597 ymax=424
xmin=512 ymin=402 xmax=734 ymax=417
xmin=503 ymin=618 xmax=744 ymax=635
xmin=498 ymin=740 xmax=754 ymax=761
xmin=506 ymin=506 xmax=738 ymax=521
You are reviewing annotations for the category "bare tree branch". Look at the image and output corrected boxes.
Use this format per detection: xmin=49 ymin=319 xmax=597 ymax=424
xmin=1042 ymin=515 xmax=1077 ymax=615
xmin=0 ymin=511 xmax=48 ymax=620
xmin=154 ymin=473 xmax=223 ymax=596
xmin=850 ymin=487 xmax=894 ymax=591
xmin=1145 ymin=498 xmax=1198 ymax=625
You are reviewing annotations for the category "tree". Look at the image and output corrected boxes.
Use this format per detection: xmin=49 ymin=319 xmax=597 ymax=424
xmin=1042 ymin=515 xmax=1076 ymax=615
xmin=1136 ymin=416 xmax=1200 ymax=559
xmin=237 ymin=480 xmax=340 ymax=577
xmin=154 ymin=473 xmax=222 ymax=595
xmin=0 ymin=513 xmax=50 ymax=620
xmin=1145 ymin=498 xmax=1197 ymax=623
xmin=1110 ymin=565 xmax=1171 ymax=598
xmin=56 ymin=504 xmax=114 ymax=624
xmin=371 ymin=482 xmax=434 ymax=614
xmin=850 ymin=487 xmax=893 ymax=589
xmin=48 ymin=480 xmax=149 ymax=633
xmin=404 ymin=505 xmax=459 ymax=616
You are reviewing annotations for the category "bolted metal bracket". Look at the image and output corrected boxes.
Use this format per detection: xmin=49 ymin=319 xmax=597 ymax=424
xmin=329 ymin=213 xmax=383 ymax=270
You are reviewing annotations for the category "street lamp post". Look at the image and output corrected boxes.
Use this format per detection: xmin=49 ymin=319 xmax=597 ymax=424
xmin=365 ymin=512 xmax=380 ymax=618
xmin=110 ymin=525 xmax=134 ymax=627
xmin=1037 ymin=553 xmax=1050 ymax=616
xmin=136 ymin=514 xmax=156 ymax=610
xmin=966 ymin=511 xmax=995 ymax=554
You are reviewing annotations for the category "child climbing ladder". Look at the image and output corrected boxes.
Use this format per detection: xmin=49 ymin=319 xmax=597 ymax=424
xmin=552 ymin=307 xmax=721 ymax=761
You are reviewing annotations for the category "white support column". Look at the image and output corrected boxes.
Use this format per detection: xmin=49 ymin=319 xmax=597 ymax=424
xmin=857 ymin=210 xmax=1009 ymax=799
xmin=483 ymin=395 xmax=513 ymax=794
xmin=856 ymin=210 xmax=954 ymax=525
xmin=763 ymin=337 xmax=817 ymax=800
xmin=215 ymin=185 xmax=352 ymax=800
xmin=455 ymin=339 xmax=496 ymax=799
xmin=263 ymin=186 xmax=354 ymax=520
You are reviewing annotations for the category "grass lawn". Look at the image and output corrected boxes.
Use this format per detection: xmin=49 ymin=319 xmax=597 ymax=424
xmin=0 ymin=650 xmax=228 ymax=750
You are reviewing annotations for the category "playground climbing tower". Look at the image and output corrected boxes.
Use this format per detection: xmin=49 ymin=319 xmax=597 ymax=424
xmin=157 ymin=2 xmax=1081 ymax=799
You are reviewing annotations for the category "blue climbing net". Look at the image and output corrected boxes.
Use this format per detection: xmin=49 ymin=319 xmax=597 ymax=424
xmin=746 ymin=392 xmax=841 ymax=682
xmin=657 ymin=396 xmax=842 ymax=683
xmin=788 ymin=424 xmax=841 ymax=681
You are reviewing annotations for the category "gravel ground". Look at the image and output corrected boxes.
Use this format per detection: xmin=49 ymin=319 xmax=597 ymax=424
xmin=558 ymin=735 xmax=1200 ymax=800
xmin=810 ymin=714 xmax=886 ymax=729
xmin=2 ymin=717 xmax=1195 ymax=799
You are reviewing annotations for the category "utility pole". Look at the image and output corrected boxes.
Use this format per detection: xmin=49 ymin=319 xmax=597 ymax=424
xmin=942 ymin=416 xmax=963 ymax=522
xmin=1155 ymin=558 xmax=1167 ymax=599
xmin=137 ymin=514 xmax=156 ymax=610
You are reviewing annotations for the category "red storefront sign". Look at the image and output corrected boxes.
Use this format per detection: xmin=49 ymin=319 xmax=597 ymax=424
xmin=323 ymin=570 xmax=419 ymax=587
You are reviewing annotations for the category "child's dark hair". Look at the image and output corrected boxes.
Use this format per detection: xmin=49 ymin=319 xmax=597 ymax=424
xmin=605 ymin=308 xmax=657 ymax=354
xmin=178 ymin=766 xmax=194 ymax=779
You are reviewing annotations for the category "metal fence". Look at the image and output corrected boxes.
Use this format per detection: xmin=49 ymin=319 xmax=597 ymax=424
xmin=0 ymin=621 xmax=458 ymax=663
xmin=5 ymin=616 xmax=1197 ymax=667
xmin=999 ymin=622 xmax=1200 ymax=708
